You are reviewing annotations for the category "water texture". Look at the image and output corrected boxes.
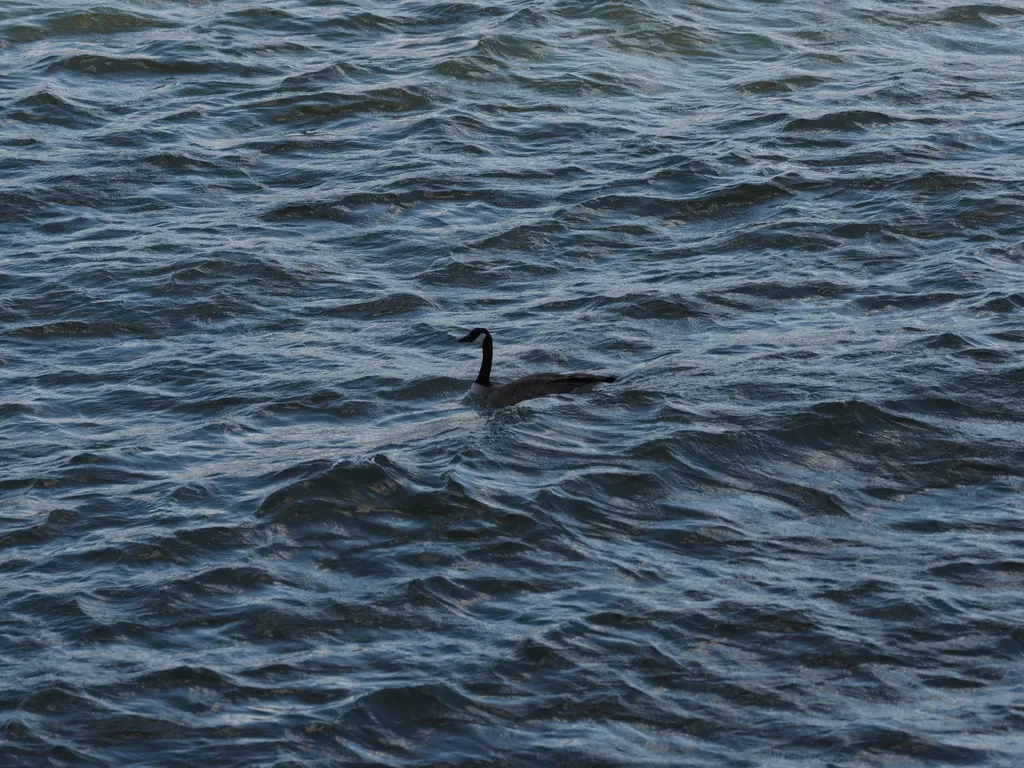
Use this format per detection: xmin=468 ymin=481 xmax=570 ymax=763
xmin=2 ymin=0 xmax=1024 ymax=765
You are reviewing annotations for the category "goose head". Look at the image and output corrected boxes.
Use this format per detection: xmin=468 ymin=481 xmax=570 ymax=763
xmin=456 ymin=327 xmax=490 ymax=348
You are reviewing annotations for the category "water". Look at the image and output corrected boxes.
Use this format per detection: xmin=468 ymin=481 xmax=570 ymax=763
xmin=2 ymin=0 xmax=1024 ymax=764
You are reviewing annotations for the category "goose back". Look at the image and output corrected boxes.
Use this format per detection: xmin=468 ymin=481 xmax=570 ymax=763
xmin=481 ymin=372 xmax=617 ymax=408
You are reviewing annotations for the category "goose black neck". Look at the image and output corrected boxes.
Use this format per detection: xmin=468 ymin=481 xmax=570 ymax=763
xmin=476 ymin=333 xmax=493 ymax=386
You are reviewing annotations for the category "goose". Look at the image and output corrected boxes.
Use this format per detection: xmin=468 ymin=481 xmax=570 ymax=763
xmin=457 ymin=327 xmax=616 ymax=408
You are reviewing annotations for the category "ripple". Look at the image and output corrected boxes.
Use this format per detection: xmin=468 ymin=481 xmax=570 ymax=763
xmin=3 ymin=0 xmax=1024 ymax=764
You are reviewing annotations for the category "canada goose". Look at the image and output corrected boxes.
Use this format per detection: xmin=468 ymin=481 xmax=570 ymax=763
xmin=457 ymin=327 xmax=616 ymax=408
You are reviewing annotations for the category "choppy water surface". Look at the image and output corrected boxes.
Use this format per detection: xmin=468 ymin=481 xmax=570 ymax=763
xmin=3 ymin=0 xmax=1024 ymax=764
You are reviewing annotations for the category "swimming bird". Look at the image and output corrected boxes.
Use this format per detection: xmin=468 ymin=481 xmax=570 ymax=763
xmin=457 ymin=327 xmax=616 ymax=408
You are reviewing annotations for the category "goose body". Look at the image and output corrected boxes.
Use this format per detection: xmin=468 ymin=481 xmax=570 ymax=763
xmin=457 ymin=328 xmax=616 ymax=408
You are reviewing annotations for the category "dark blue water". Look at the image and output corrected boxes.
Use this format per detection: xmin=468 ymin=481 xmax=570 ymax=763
xmin=3 ymin=1 xmax=1024 ymax=765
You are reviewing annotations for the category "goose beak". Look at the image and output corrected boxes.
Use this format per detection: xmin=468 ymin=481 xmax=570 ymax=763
xmin=456 ymin=332 xmax=473 ymax=343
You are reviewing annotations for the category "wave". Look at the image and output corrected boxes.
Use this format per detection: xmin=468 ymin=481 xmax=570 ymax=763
xmin=318 ymin=292 xmax=436 ymax=319
xmin=46 ymin=53 xmax=270 ymax=77
xmin=584 ymin=182 xmax=792 ymax=220
xmin=8 ymin=319 xmax=151 ymax=338
xmin=934 ymin=4 xmax=1023 ymax=25
xmin=8 ymin=90 xmax=105 ymax=128
xmin=980 ymin=293 xmax=1024 ymax=312
xmin=255 ymin=457 xmax=415 ymax=524
xmin=783 ymin=110 xmax=901 ymax=132
xmin=3 ymin=0 xmax=1024 ymax=763
xmin=531 ymin=292 xmax=705 ymax=319
xmin=260 ymin=183 xmax=495 ymax=221
xmin=238 ymin=86 xmax=432 ymax=129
